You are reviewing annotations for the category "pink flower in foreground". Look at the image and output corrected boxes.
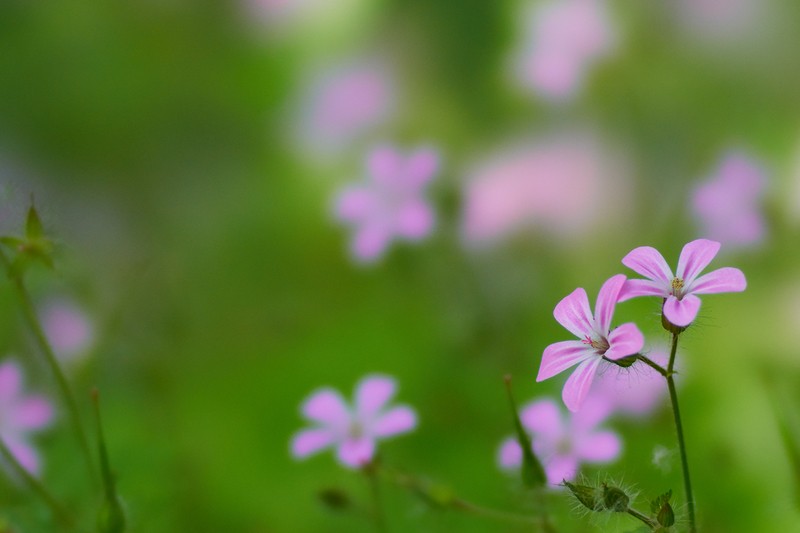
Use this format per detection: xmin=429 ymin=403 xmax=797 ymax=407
xmin=335 ymin=145 xmax=439 ymax=262
xmin=691 ymin=151 xmax=767 ymax=249
xmin=40 ymin=298 xmax=95 ymax=364
xmin=0 ymin=361 xmax=54 ymax=475
xmin=291 ymin=375 xmax=416 ymax=468
xmin=619 ymin=239 xmax=747 ymax=328
xmin=537 ymin=275 xmax=644 ymax=412
xmin=498 ymin=398 xmax=620 ymax=484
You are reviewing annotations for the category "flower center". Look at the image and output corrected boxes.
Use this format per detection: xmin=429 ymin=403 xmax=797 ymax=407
xmin=582 ymin=335 xmax=609 ymax=355
xmin=556 ymin=436 xmax=573 ymax=455
xmin=348 ymin=421 xmax=364 ymax=439
xmin=670 ymin=277 xmax=685 ymax=298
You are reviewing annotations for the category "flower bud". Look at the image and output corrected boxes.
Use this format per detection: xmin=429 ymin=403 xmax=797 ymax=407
xmin=651 ymin=490 xmax=675 ymax=527
xmin=601 ymin=483 xmax=629 ymax=512
xmin=563 ymin=480 xmax=600 ymax=511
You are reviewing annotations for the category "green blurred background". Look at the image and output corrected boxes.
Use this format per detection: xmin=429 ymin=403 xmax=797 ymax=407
xmin=1 ymin=0 xmax=800 ymax=531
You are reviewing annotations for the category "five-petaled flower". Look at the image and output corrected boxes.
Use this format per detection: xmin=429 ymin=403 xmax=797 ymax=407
xmin=335 ymin=145 xmax=439 ymax=262
xmin=291 ymin=375 xmax=417 ymax=468
xmin=0 ymin=360 xmax=54 ymax=475
xmin=498 ymin=398 xmax=620 ymax=484
xmin=619 ymin=239 xmax=747 ymax=328
xmin=537 ymin=274 xmax=644 ymax=412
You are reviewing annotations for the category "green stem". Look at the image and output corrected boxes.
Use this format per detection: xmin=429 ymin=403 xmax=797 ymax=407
xmin=0 ymin=436 xmax=74 ymax=530
xmin=635 ymin=354 xmax=669 ymax=378
xmin=626 ymin=506 xmax=659 ymax=529
xmin=364 ymin=464 xmax=386 ymax=533
xmin=667 ymin=332 xmax=696 ymax=532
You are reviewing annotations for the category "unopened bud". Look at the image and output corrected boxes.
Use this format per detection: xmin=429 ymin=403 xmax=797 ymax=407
xmin=563 ymin=480 xmax=600 ymax=511
xmin=651 ymin=490 xmax=675 ymax=527
xmin=601 ymin=483 xmax=629 ymax=512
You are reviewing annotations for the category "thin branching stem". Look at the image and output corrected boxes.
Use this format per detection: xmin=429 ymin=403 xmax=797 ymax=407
xmin=635 ymin=354 xmax=669 ymax=377
xmin=626 ymin=506 xmax=659 ymax=529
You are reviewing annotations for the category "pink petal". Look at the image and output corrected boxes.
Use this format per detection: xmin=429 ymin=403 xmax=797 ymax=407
xmin=537 ymin=340 xmax=593 ymax=382
xmin=10 ymin=396 xmax=53 ymax=430
xmin=0 ymin=362 xmax=22 ymax=403
xmin=394 ymin=201 xmax=434 ymax=240
xmin=594 ymin=274 xmax=625 ymax=334
xmin=676 ymin=239 xmax=720 ymax=283
xmin=498 ymin=438 xmax=522 ymax=469
xmin=575 ymin=430 xmax=621 ymax=463
xmin=553 ymin=288 xmax=594 ymax=338
xmin=663 ymin=294 xmax=702 ymax=327
xmin=617 ymin=279 xmax=668 ymax=302
xmin=291 ymin=428 xmax=337 ymax=459
xmin=337 ymin=437 xmax=375 ymax=468
xmin=603 ymin=323 xmax=644 ymax=360
xmin=622 ymin=246 xmax=673 ymax=283
xmin=367 ymin=146 xmax=401 ymax=185
xmin=4 ymin=438 xmax=40 ymax=475
xmin=335 ymin=187 xmax=377 ymax=222
xmin=301 ymin=388 xmax=351 ymax=429
xmin=545 ymin=455 xmax=579 ymax=484
xmin=562 ymin=357 xmax=602 ymax=413
xmin=351 ymin=225 xmax=391 ymax=262
xmin=689 ymin=267 xmax=746 ymax=295
xmin=371 ymin=406 xmax=416 ymax=437
xmin=520 ymin=399 xmax=562 ymax=436
xmin=355 ymin=375 xmax=396 ymax=421
xmin=404 ymin=148 xmax=440 ymax=187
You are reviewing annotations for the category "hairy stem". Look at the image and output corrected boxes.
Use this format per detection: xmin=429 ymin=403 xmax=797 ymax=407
xmin=626 ymin=506 xmax=659 ymax=529
xmin=635 ymin=354 xmax=669 ymax=377
xmin=667 ymin=332 xmax=696 ymax=532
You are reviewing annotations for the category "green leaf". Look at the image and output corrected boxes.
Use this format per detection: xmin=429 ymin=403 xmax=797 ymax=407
xmin=503 ymin=376 xmax=546 ymax=488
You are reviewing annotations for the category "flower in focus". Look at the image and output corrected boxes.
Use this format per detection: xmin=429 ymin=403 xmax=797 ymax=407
xmin=512 ymin=0 xmax=616 ymax=101
xmin=335 ymin=145 xmax=439 ymax=262
xmin=537 ymin=274 xmax=644 ymax=412
xmin=291 ymin=374 xmax=416 ymax=468
xmin=590 ymin=347 xmax=669 ymax=418
xmin=691 ymin=150 xmax=768 ymax=249
xmin=498 ymin=398 xmax=620 ymax=484
xmin=619 ymin=239 xmax=747 ymax=328
xmin=40 ymin=298 xmax=95 ymax=364
xmin=0 ymin=360 xmax=54 ymax=475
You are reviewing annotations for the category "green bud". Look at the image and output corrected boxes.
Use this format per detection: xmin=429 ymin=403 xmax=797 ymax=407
xmin=601 ymin=483 xmax=629 ymax=513
xmin=563 ymin=480 xmax=600 ymax=511
xmin=651 ymin=490 xmax=675 ymax=527
xmin=318 ymin=488 xmax=351 ymax=511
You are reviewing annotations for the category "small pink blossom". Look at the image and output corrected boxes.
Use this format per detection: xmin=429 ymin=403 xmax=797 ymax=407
xmin=498 ymin=398 xmax=620 ymax=484
xmin=291 ymin=375 xmax=416 ymax=468
xmin=40 ymin=298 xmax=94 ymax=364
xmin=537 ymin=275 xmax=644 ymax=412
xmin=335 ymin=145 xmax=439 ymax=262
xmin=691 ymin=151 xmax=767 ymax=249
xmin=619 ymin=239 xmax=747 ymax=327
xmin=0 ymin=360 xmax=54 ymax=475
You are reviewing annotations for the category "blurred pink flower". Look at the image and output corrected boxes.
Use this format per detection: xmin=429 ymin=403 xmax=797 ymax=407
xmin=0 ymin=360 xmax=54 ymax=476
xmin=40 ymin=298 xmax=94 ymax=364
xmin=461 ymin=134 xmax=631 ymax=245
xmin=291 ymin=375 xmax=416 ymax=468
xmin=498 ymin=398 xmax=620 ymax=484
xmin=619 ymin=239 xmax=747 ymax=327
xmin=513 ymin=0 xmax=616 ymax=101
xmin=691 ymin=151 xmax=767 ymax=249
xmin=335 ymin=145 xmax=439 ymax=262
xmin=537 ymin=275 xmax=644 ymax=412
xmin=590 ymin=348 xmax=669 ymax=417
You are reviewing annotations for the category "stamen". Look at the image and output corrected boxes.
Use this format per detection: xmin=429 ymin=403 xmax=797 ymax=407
xmin=671 ymin=277 xmax=684 ymax=297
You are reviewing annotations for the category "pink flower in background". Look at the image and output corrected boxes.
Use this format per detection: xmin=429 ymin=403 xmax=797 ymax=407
xmin=513 ymin=0 xmax=616 ymax=101
xmin=590 ymin=348 xmax=669 ymax=417
xmin=0 ymin=360 xmax=54 ymax=475
xmin=691 ymin=151 xmax=767 ymax=249
xmin=40 ymin=298 xmax=94 ymax=364
xmin=498 ymin=398 xmax=620 ymax=483
xmin=291 ymin=375 xmax=416 ymax=468
xmin=537 ymin=275 xmax=644 ymax=412
xmin=335 ymin=145 xmax=439 ymax=262
xmin=619 ymin=239 xmax=747 ymax=327
xmin=461 ymin=133 xmax=631 ymax=245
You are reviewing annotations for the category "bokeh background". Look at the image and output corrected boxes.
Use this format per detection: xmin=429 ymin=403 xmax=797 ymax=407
xmin=1 ymin=0 xmax=800 ymax=531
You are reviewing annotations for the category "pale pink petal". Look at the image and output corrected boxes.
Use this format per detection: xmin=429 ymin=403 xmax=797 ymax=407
xmin=520 ymin=399 xmax=562 ymax=435
xmin=355 ymin=375 xmax=396 ymax=421
xmin=4 ymin=438 xmax=40 ymax=475
xmin=367 ymin=146 xmax=401 ymax=185
xmin=351 ymin=225 xmax=391 ymax=262
xmin=575 ymin=430 xmax=621 ymax=462
xmin=0 ymin=362 xmax=21 ymax=402
xmin=594 ymin=274 xmax=625 ymax=334
xmin=498 ymin=438 xmax=523 ymax=469
xmin=335 ymin=188 xmax=377 ymax=222
xmin=404 ymin=148 xmax=439 ymax=187
xmin=553 ymin=288 xmax=594 ymax=338
xmin=663 ymin=294 xmax=702 ymax=327
xmin=394 ymin=201 xmax=434 ymax=240
xmin=545 ymin=455 xmax=579 ymax=484
xmin=562 ymin=357 xmax=602 ymax=413
xmin=689 ymin=267 xmax=746 ymax=295
xmin=676 ymin=239 xmax=720 ymax=283
xmin=617 ymin=279 xmax=668 ymax=302
xmin=603 ymin=323 xmax=644 ymax=360
xmin=337 ymin=437 xmax=375 ymax=468
xmin=537 ymin=341 xmax=593 ymax=382
xmin=371 ymin=406 xmax=416 ymax=437
xmin=10 ymin=396 xmax=53 ymax=430
xmin=621 ymin=246 xmax=673 ymax=283
xmin=301 ymin=388 xmax=351 ymax=429
xmin=291 ymin=428 xmax=337 ymax=459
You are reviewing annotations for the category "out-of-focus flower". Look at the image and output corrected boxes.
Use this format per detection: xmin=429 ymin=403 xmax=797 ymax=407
xmin=40 ymin=298 xmax=94 ymax=364
xmin=291 ymin=375 xmax=416 ymax=468
xmin=498 ymin=398 xmax=620 ymax=484
xmin=0 ymin=360 xmax=54 ymax=475
xmin=590 ymin=347 xmax=669 ymax=417
xmin=461 ymin=133 xmax=631 ymax=245
xmin=619 ymin=239 xmax=747 ymax=327
xmin=294 ymin=61 xmax=395 ymax=157
xmin=691 ymin=150 xmax=767 ymax=249
xmin=512 ymin=0 xmax=616 ymax=101
xmin=335 ymin=145 xmax=439 ymax=262
xmin=537 ymin=275 xmax=644 ymax=412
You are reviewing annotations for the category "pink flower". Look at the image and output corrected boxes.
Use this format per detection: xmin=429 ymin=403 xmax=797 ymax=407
xmin=0 ymin=360 xmax=54 ymax=475
xmin=40 ymin=298 xmax=95 ymax=364
xmin=335 ymin=145 xmax=439 ymax=262
xmin=537 ymin=274 xmax=644 ymax=412
xmin=619 ymin=239 xmax=747 ymax=327
xmin=498 ymin=398 xmax=620 ymax=484
xmin=691 ymin=151 xmax=767 ymax=249
xmin=291 ymin=375 xmax=416 ymax=468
